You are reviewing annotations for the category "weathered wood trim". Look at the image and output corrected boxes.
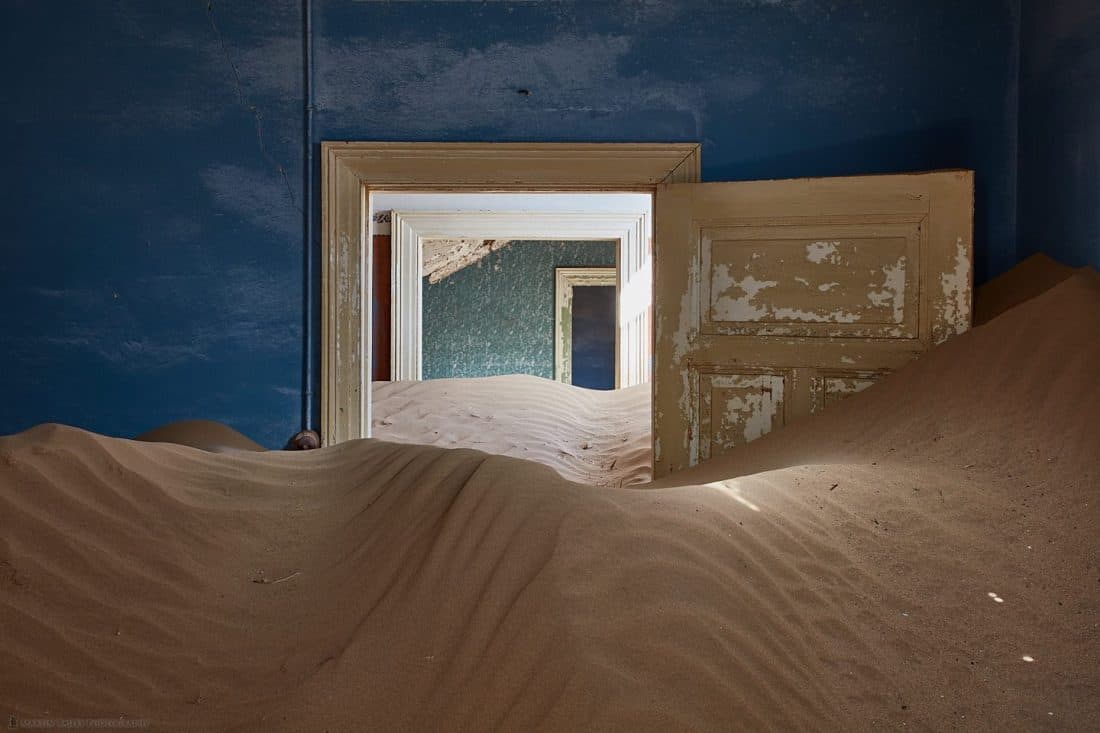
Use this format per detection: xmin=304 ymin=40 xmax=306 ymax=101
xmin=663 ymin=145 xmax=701 ymax=184
xmin=554 ymin=267 xmax=618 ymax=386
xmin=390 ymin=213 xmax=423 ymax=381
xmin=320 ymin=142 xmax=701 ymax=445
xmin=320 ymin=146 xmax=369 ymax=447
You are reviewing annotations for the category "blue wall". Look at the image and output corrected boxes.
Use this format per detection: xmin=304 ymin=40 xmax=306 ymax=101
xmin=1018 ymin=0 xmax=1100 ymax=270
xmin=1 ymin=1 xmax=305 ymax=447
xmin=313 ymin=0 xmax=1020 ymax=282
xmin=422 ymin=241 xmax=615 ymax=380
xmin=1 ymin=0 xmax=1022 ymax=445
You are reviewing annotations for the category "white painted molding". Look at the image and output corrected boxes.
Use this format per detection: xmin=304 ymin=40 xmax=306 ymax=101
xmin=390 ymin=213 xmax=424 ymax=381
xmin=390 ymin=210 xmax=649 ymax=384
xmin=554 ymin=267 xmax=618 ymax=387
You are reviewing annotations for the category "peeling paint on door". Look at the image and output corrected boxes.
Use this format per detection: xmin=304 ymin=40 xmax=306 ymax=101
xmin=935 ymin=237 xmax=973 ymax=343
xmin=711 ymin=268 xmax=779 ymax=321
xmin=702 ymin=231 xmax=919 ymax=337
xmin=806 ymin=240 xmax=841 ymax=264
xmin=865 ymin=256 xmax=907 ymax=323
xmin=697 ymin=370 xmax=787 ymax=461
xmin=654 ymin=172 xmax=974 ymax=477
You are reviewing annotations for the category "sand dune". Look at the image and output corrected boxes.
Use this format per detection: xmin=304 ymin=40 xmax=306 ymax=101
xmin=373 ymin=376 xmax=652 ymax=487
xmin=1 ymin=270 xmax=1098 ymax=731
xmin=134 ymin=419 xmax=267 ymax=453
xmin=972 ymin=252 xmax=1076 ymax=325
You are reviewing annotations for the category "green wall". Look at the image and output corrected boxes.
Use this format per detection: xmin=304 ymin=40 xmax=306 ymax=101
xmin=422 ymin=241 xmax=615 ymax=379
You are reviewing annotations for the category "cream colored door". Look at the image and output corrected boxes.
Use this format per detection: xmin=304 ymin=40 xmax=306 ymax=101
xmin=652 ymin=171 xmax=973 ymax=477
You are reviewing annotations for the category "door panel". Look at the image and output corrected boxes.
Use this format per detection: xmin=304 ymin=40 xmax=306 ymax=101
xmin=696 ymin=368 xmax=789 ymax=463
xmin=816 ymin=370 xmax=888 ymax=410
xmin=653 ymin=171 xmax=973 ymax=476
xmin=701 ymin=218 xmax=922 ymax=339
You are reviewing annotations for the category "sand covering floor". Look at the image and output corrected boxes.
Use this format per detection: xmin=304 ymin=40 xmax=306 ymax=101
xmin=373 ymin=376 xmax=652 ymax=487
xmin=1 ymin=266 xmax=1098 ymax=731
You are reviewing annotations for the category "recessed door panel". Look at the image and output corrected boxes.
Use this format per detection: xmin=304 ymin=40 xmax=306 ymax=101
xmin=654 ymin=171 xmax=973 ymax=476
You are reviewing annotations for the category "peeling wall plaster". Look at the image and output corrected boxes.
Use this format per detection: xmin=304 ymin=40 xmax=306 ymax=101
xmin=422 ymin=239 xmax=513 ymax=284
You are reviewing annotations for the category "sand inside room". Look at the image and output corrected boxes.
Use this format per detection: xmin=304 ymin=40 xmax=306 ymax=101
xmin=2 ymin=258 xmax=1098 ymax=731
xmin=4 ymin=2 xmax=1100 ymax=731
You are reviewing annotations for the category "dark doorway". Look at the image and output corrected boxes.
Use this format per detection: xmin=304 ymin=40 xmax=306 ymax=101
xmin=570 ymin=285 xmax=616 ymax=390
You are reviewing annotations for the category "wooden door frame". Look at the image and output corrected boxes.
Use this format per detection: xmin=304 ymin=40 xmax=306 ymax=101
xmin=321 ymin=141 xmax=701 ymax=446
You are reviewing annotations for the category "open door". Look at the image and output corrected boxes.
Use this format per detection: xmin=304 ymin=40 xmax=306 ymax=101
xmin=653 ymin=171 xmax=973 ymax=477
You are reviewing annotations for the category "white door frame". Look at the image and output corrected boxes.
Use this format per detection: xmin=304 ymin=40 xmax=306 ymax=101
xmin=321 ymin=141 xmax=700 ymax=445
xmin=390 ymin=209 xmax=648 ymax=383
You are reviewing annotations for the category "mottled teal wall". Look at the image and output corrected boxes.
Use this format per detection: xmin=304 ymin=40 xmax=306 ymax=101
xmin=423 ymin=241 xmax=615 ymax=379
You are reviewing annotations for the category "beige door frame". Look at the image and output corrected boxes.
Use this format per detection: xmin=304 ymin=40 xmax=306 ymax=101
xmin=321 ymin=142 xmax=701 ymax=446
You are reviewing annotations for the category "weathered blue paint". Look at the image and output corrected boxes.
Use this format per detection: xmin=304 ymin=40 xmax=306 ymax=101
xmin=422 ymin=242 xmax=616 ymax=380
xmin=1018 ymin=0 xmax=1100 ymax=270
xmin=0 ymin=1 xmax=305 ymax=447
xmin=312 ymin=0 xmax=1020 ymax=282
xmin=1 ymin=1 xmax=1022 ymax=444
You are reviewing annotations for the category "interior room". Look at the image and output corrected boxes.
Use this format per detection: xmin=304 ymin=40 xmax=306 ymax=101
xmin=1 ymin=1 xmax=1098 ymax=731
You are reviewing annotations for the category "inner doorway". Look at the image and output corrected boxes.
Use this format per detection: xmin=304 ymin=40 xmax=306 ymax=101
xmin=553 ymin=265 xmax=618 ymax=388
xmin=567 ymin=282 xmax=616 ymax=390
xmin=368 ymin=191 xmax=654 ymax=388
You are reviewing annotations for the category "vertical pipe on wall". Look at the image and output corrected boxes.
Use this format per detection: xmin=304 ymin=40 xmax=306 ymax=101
xmin=302 ymin=0 xmax=316 ymax=431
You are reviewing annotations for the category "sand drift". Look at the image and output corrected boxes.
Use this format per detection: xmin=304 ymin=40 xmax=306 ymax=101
xmin=1 ymin=268 xmax=1098 ymax=731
